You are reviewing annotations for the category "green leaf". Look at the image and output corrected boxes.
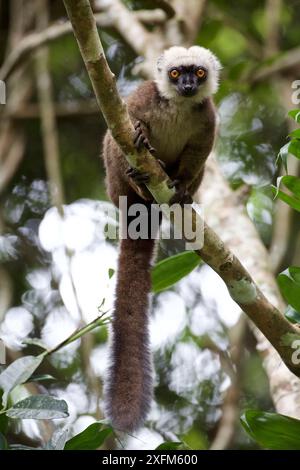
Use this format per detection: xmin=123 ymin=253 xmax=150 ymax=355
xmin=108 ymin=268 xmax=115 ymax=279
xmin=0 ymin=431 xmax=7 ymax=450
xmin=285 ymin=306 xmax=300 ymax=324
xmin=277 ymin=142 xmax=289 ymax=171
xmin=288 ymin=109 xmax=300 ymax=123
xmin=289 ymin=129 xmax=300 ymax=139
xmin=6 ymin=395 xmax=69 ymax=420
xmin=272 ymin=186 xmax=300 ymax=212
xmin=278 ymin=267 xmax=300 ymax=312
xmin=22 ymin=338 xmax=48 ymax=350
xmin=156 ymin=441 xmax=183 ymax=450
xmin=64 ymin=422 xmax=112 ymax=450
xmin=151 ymin=251 xmax=201 ymax=293
xmin=0 ymin=355 xmax=45 ymax=408
xmin=44 ymin=428 xmax=69 ymax=450
xmin=277 ymin=139 xmax=300 ymax=168
xmin=0 ymin=410 xmax=8 ymax=435
xmin=246 ymin=189 xmax=273 ymax=243
xmin=289 ymin=266 xmax=300 ymax=283
xmin=288 ymin=140 xmax=300 ymax=159
xmin=241 ymin=409 xmax=300 ymax=449
xmin=26 ymin=374 xmax=55 ymax=383
xmin=279 ymin=175 xmax=300 ymax=199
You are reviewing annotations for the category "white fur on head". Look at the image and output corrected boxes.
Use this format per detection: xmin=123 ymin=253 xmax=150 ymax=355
xmin=155 ymin=46 xmax=221 ymax=102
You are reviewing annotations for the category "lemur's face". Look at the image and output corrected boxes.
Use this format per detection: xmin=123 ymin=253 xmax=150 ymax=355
xmin=155 ymin=46 xmax=221 ymax=103
xmin=168 ymin=64 xmax=208 ymax=98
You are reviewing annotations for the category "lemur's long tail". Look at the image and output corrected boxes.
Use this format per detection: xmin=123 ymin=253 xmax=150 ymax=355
xmin=105 ymin=237 xmax=155 ymax=432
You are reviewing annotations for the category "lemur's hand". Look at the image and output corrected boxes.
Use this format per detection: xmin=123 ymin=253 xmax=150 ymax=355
xmin=134 ymin=121 xmax=156 ymax=155
xmin=168 ymin=179 xmax=193 ymax=205
xmin=126 ymin=167 xmax=150 ymax=185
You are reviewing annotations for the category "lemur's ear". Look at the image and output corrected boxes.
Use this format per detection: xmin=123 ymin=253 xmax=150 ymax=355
xmin=156 ymin=53 xmax=164 ymax=72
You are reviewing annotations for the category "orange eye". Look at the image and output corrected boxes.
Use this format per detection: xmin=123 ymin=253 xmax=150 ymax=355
xmin=169 ymin=69 xmax=180 ymax=79
xmin=196 ymin=68 xmax=206 ymax=79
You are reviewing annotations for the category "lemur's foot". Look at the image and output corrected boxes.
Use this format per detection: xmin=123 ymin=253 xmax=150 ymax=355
xmin=134 ymin=121 xmax=156 ymax=155
xmin=126 ymin=167 xmax=150 ymax=185
xmin=168 ymin=179 xmax=193 ymax=205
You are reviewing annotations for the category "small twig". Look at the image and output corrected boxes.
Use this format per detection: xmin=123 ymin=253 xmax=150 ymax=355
xmin=45 ymin=312 xmax=110 ymax=356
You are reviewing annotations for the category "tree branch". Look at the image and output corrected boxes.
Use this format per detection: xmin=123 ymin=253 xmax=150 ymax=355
xmin=149 ymin=0 xmax=176 ymax=19
xmin=264 ymin=0 xmax=282 ymax=58
xmin=0 ymin=13 xmax=113 ymax=82
xmin=210 ymin=317 xmax=246 ymax=449
xmin=35 ymin=12 xmax=65 ymax=212
xmin=9 ymin=100 xmax=99 ymax=119
xmin=0 ymin=133 xmax=25 ymax=194
xmin=133 ymin=9 xmax=168 ymax=25
xmin=0 ymin=0 xmax=34 ymax=193
xmin=96 ymin=0 xmax=160 ymax=78
xmin=63 ymin=0 xmax=300 ymax=377
xmin=251 ymin=46 xmax=300 ymax=83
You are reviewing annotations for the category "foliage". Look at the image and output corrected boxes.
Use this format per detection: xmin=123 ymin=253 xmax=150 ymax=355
xmin=151 ymin=252 xmax=202 ymax=293
xmin=276 ymin=113 xmax=300 ymax=326
xmin=274 ymin=111 xmax=300 ymax=213
xmin=242 ymin=112 xmax=300 ymax=449
xmin=241 ymin=410 xmax=300 ymax=450
xmin=0 ymin=315 xmax=111 ymax=449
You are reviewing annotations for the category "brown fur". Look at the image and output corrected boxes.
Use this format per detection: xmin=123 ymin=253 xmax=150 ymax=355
xmin=102 ymin=80 xmax=216 ymax=432
xmin=105 ymin=237 xmax=155 ymax=432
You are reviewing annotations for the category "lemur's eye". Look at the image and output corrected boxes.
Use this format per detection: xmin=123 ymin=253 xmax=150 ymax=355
xmin=196 ymin=68 xmax=206 ymax=78
xmin=169 ymin=69 xmax=180 ymax=79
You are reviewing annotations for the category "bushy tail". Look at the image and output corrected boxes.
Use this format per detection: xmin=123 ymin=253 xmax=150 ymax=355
xmin=105 ymin=237 xmax=155 ymax=432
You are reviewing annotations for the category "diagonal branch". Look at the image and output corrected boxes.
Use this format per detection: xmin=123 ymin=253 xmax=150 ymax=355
xmin=63 ymin=0 xmax=300 ymax=377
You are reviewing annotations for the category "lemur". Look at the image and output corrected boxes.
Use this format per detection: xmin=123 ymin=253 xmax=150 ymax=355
xmin=102 ymin=46 xmax=221 ymax=432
